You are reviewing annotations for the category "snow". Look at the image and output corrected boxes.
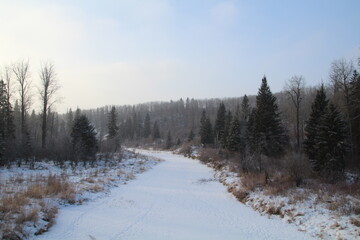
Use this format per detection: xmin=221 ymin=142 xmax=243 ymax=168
xmin=34 ymin=150 xmax=314 ymax=240
xmin=0 ymin=151 xmax=161 ymax=239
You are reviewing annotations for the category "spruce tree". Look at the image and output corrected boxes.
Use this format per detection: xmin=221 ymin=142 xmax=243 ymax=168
xmin=199 ymin=110 xmax=214 ymax=145
xmin=0 ymin=80 xmax=8 ymax=164
xmin=107 ymin=106 xmax=119 ymax=139
xmin=165 ymin=130 xmax=172 ymax=149
xmin=349 ymin=70 xmax=360 ymax=164
xmin=188 ymin=129 xmax=194 ymax=142
xmin=152 ymin=121 xmax=161 ymax=140
xmin=214 ymin=103 xmax=226 ymax=146
xmin=144 ymin=113 xmax=151 ymax=138
xmin=221 ymin=110 xmax=232 ymax=149
xmin=227 ymin=111 xmax=242 ymax=152
xmin=315 ymin=103 xmax=347 ymax=177
xmin=0 ymin=80 xmax=15 ymax=165
xmin=250 ymin=77 xmax=287 ymax=157
xmin=241 ymin=94 xmax=251 ymax=121
xmin=71 ymin=114 xmax=98 ymax=164
xmin=304 ymin=85 xmax=329 ymax=163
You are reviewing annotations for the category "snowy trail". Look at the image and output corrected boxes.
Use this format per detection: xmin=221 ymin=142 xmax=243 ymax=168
xmin=35 ymin=150 xmax=314 ymax=240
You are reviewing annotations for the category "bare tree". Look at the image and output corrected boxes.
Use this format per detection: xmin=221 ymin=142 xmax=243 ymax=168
xmin=284 ymin=75 xmax=305 ymax=150
xmin=12 ymin=60 xmax=31 ymax=135
xmin=329 ymin=59 xmax=354 ymax=159
xmin=3 ymin=66 xmax=13 ymax=108
xmin=12 ymin=60 xmax=32 ymax=164
xmin=39 ymin=62 xmax=60 ymax=149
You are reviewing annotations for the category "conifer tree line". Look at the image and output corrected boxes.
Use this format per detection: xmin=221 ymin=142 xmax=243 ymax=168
xmin=0 ymin=56 xmax=359 ymax=178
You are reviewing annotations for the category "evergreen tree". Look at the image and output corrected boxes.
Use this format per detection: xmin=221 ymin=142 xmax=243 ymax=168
xmin=214 ymin=103 xmax=226 ymax=146
xmin=165 ymin=130 xmax=172 ymax=149
xmin=241 ymin=94 xmax=251 ymax=121
xmin=249 ymin=77 xmax=288 ymax=157
xmin=304 ymin=85 xmax=329 ymax=163
xmin=144 ymin=113 xmax=151 ymax=138
xmin=227 ymin=111 xmax=242 ymax=152
xmin=221 ymin=110 xmax=232 ymax=149
xmin=71 ymin=114 xmax=98 ymax=165
xmin=152 ymin=121 xmax=161 ymax=140
xmin=0 ymin=80 xmax=15 ymax=165
xmin=107 ymin=106 xmax=119 ymax=139
xmin=314 ymin=103 xmax=347 ymax=177
xmin=188 ymin=129 xmax=194 ymax=142
xmin=0 ymin=80 xmax=8 ymax=164
xmin=199 ymin=110 xmax=214 ymax=145
xmin=349 ymin=70 xmax=360 ymax=164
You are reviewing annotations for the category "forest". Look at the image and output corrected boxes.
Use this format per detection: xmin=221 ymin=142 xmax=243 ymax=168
xmin=0 ymin=57 xmax=360 ymax=183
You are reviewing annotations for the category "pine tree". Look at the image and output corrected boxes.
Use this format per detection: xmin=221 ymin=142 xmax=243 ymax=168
xmin=249 ymin=77 xmax=288 ymax=157
xmin=314 ymin=103 xmax=347 ymax=177
xmin=304 ymin=85 xmax=329 ymax=164
xmin=199 ymin=110 xmax=214 ymax=145
xmin=152 ymin=121 xmax=161 ymax=140
xmin=71 ymin=114 xmax=98 ymax=165
xmin=214 ymin=103 xmax=226 ymax=146
xmin=0 ymin=80 xmax=8 ymax=164
xmin=107 ymin=106 xmax=119 ymax=139
xmin=144 ymin=113 xmax=151 ymax=138
xmin=165 ymin=130 xmax=172 ymax=149
xmin=227 ymin=111 xmax=242 ymax=152
xmin=0 ymin=80 xmax=15 ymax=165
xmin=188 ymin=129 xmax=194 ymax=142
xmin=241 ymin=94 xmax=250 ymax=121
xmin=349 ymin=70 xmax=360 ymax=164
xmin=221 ymin=110 xmax=232 ymax=149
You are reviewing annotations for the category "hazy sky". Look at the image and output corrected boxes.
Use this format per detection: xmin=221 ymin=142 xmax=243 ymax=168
xmin=0 ymin=0 xmax=359 ymax=113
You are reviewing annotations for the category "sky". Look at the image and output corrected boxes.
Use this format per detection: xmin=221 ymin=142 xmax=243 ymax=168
xmin=0 ymin=0 xmax=359 ymax=113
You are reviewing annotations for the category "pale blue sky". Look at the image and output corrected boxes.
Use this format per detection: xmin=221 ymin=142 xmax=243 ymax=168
xmin=0 ymin=0 xmax=359 ymax=112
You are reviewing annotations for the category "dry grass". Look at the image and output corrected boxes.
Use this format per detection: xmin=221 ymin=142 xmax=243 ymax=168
xmin=16 ymin=207 xmax=39 ymax=224
xmin=241 ymin=172 xmax=266 ymax=191
xmin=0 ymin=193 xmax=29 ymax=214
xmin=265 ymin=172 xmax=295 ymax=196
xmin=125 ymin=172 xmax=136 ymax=181
xmin=198 ymin=148 xmax=222 ymax=164
xmin=85 ymin=184 xmax=104 ymax=193
xmin=232 ymin=189 xmax=249 ymax=203
xmin=23 ymin=175 xmax=76 ymax=202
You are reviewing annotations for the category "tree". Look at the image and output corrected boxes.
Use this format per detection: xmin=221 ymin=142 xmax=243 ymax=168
xmin=144 ymin=113 xmax=151 ymax=138
xmin=106 ymin=106 xmax=120 ymax=152
xmin=214 ymin=103 xmax=226 ymax=146
xmin=165 ymin=130 xmax=172 ymax=149
xmin=221 ymin=110 xmax=232 ymax=149
xmin=304 ymin=85 xmax=329 ymax=164
xmin=12 ymin=61 xmax=31 ymax=137
xmin=329 ymin=59 xmax=354 ymax=160
xmin=227 ymin=110 xmax=242 ymax=152
xmin=241 ymin=95 xmax=250 ymax=121
xmin=188 ymin=129 xmax=194 ymax=142
xmin=107 ymin=106 xmax=119 ymax=139
xmin=39 ymin=62 xmax=60 ymax=149
xmin=284 ymin=75 xmax=305 ymax=150
xmin=349 ymin=70 xmax=360 ymax=164
xmin=249 ymin=77 xmax=288 ymax=158
xmin=0 ymin=79 xmax=15 ymax=165
xmin=152 ymin=121 xmax=161 ymax=140
xmin=314 ymin=103 xmax=347 ymax=179
xmin=71 ymin=114 xmax=98 ymax=165
xmin=13 ymin=60 xmax=32 ymax=162
xmin=199 ymin=110 xmax=214 ymax=145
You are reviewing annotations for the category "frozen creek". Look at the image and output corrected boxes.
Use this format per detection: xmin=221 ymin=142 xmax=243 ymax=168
xmin=35 ymin=150 xmax=314 ymax=240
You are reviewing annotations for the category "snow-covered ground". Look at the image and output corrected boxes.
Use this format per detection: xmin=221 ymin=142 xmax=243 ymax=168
xmin=35 ymin=150 xmax=314 ymax=240
xmin=0 ymin=151 xmax=161 ymax=239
